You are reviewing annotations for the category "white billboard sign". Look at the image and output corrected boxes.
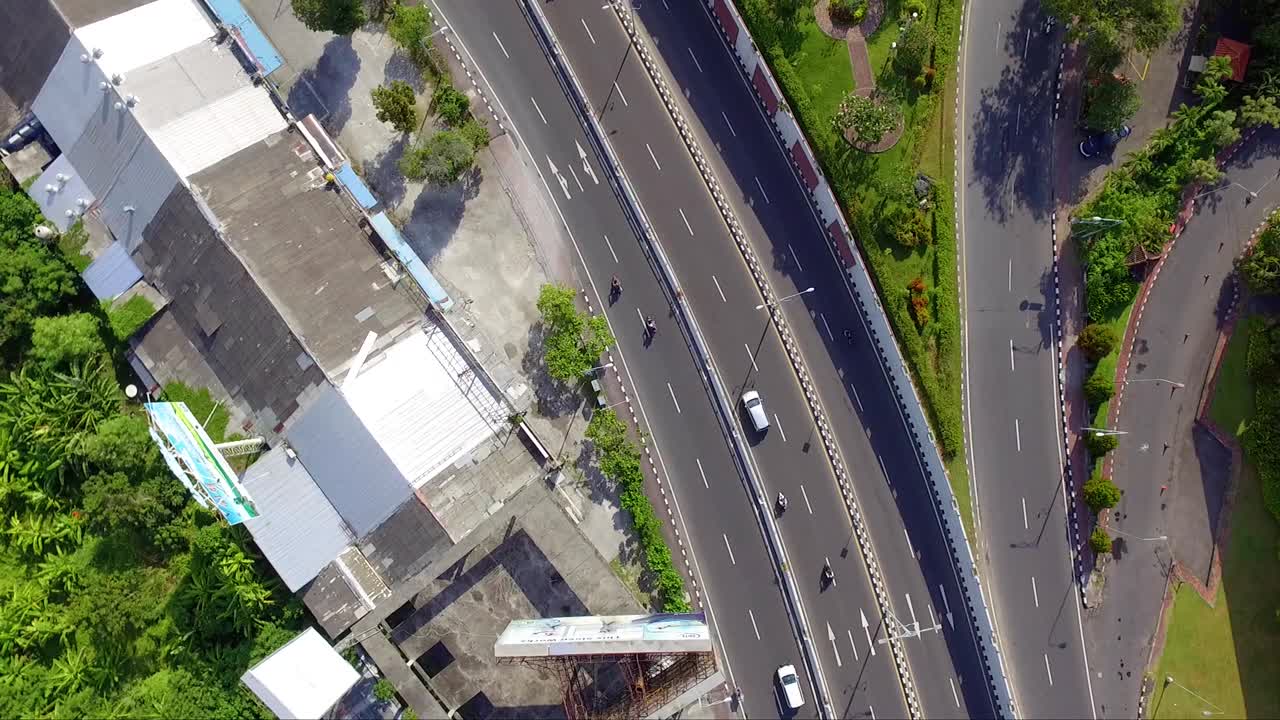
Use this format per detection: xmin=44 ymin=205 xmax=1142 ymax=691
xmin=145 ymin=401 xmax=258 ymax=525
xmin=494 ymin=613 xmax=712 ymax=658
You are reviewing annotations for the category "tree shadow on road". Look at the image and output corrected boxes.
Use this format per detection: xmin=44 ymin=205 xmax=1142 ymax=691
xmin=288 ymin=35 xmax=360 ymax=134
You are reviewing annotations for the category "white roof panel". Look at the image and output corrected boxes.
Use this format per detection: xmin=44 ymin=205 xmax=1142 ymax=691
xmin=74 ymin=0 xmax=214 ymax=78
xmin=151 ymin=84 xmax=287 ymax=177
xmin=241 ymin=627 xmax=359 ymax=720
xmin=343 ymin=326 xmax=500 ymax=490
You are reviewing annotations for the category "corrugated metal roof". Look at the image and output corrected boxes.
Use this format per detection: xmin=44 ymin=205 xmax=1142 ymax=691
xmin=74 ymin=0 xmax=213 ymax=78
xmin=27 ymin=154 xmax=95 ymax=231
xmin=128 ymin=40 xmax=249 ymax=128
xmin=285 ymin=383 xmax=413 ymax=538
xmin=32 ymin=34 xmax=112 ymax=153
xmin=368 ymin=211 xmax=453 ymax=310
xmin=203 ymin=0 xmax=284 ymax=76
xmin=150 ymin=84 xmax=285 ymax=176
xmin=82 ymin=239 xmax=143 ymax=299
xmin=343 ymin=326 xmax=500 ymax=490
xmin=242 ymin=446 xmax=354 ymax=592
xmin=334 ymin=163 xmax=377 ymax=210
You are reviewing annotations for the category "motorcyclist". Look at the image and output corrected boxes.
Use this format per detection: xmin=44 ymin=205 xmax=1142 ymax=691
xmin=823 ymin=561 xmax=834 ymax=582
xmin=645 ymin=315 xmax=656 ymax=335
xmin=611 ymin=275 xmax=621 ymax=294
xmin=777 ymin=492 xmax=788 ymax=510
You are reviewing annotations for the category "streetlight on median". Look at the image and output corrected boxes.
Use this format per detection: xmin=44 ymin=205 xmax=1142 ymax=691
xmin=745 ymin=287 xmax=817 ymax=384
xmin=1164 ymin=675 xmax=1225 ymax=716
xmin=1071 ymin=215 xmax=1124 ymax=241
xmin=1109 ymin=528 xmax=1167 ymax=542
xmin=1125 ymin=377 xmax=1185 ymax=388
xmin=756 ymin=286 xmax=816 ymax=311
xmin=1082 ymin=427 xmax=1128 ymax=436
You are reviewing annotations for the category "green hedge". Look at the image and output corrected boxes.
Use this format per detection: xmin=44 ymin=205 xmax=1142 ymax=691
xmin=104 ymin=294 xmax=158 ymax=342
xmin=1243 ymin=314 xmax=1280 ymax=522
xmin=586 ymin=409 xmax=690 ymax=612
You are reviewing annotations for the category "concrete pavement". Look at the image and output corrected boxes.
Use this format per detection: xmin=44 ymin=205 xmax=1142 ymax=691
xmin=1087 ymin=127 xmax=1280 ymax=718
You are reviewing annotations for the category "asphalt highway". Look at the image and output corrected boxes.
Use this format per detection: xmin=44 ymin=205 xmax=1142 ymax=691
xmin=428 ymin=2 xmax=821 ymax=717
xmin=539 ymin=1 xmax=1000 ymax=717
xmin=957 ymin=0 xmax=1094 ymax=716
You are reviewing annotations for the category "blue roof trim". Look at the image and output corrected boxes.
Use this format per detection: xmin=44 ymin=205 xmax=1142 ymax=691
xmin=368 ymin=212 xmax=453 ymax=310
xmin=203 ymin=0 xmax=284 ymax=76
xmin=335 ymin=164 xmax=378 ymax=210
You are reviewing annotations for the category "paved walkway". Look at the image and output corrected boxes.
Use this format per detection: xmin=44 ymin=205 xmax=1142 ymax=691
xmin=812 ymin=0 xmax=903 ymax=151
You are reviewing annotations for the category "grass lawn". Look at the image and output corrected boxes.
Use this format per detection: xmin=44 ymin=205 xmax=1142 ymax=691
xmin=739 ymin=0 xmax=970 ymax=530
xmin=1149 ymin=314 xmax=1280 ymax=720
xmin=1209 ymin=318 xmax=1254 ymax=439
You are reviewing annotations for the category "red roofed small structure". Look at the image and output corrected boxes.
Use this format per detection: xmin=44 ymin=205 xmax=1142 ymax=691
xmin=1213 ymin=37 xmax=1251 ymax=82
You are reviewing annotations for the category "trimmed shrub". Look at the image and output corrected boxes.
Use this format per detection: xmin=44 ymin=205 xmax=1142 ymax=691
xmin=1077 ymin=323 xmax=1118 ymax=362
xmin=1084 ymin=364 xmax=1115 ymax=407
xmin=1085 ymin=431 xmax=1120 ymax=458
xmin=1089 ymin=527 xmax=1113 ymax=554
xmin=1083 ymin=469 xmax=1122 ymax=512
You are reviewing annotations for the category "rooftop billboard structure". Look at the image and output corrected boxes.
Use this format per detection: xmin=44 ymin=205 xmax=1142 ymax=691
xmin=145 ymin=401 xmax=258 ymax=524
xmin=494 ymin=613 xmax=712 ymax=658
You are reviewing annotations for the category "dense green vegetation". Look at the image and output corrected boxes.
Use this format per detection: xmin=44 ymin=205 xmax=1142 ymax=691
xmin=536 ymin=284 xmax=616 ymax=384
xmin=584 ymin=409 xmax=690 ymax=613
xmin=736 ymin=0 xmax=972 ymax=530
xmin=1236 ymin=283 xmax=1280 ymax=523
xmin=0 ymin=185 xmax=298 ymax=717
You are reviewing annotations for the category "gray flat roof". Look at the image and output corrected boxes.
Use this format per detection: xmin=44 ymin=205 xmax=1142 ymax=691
xmin=189 ymin=128 xmax=419 ymax=376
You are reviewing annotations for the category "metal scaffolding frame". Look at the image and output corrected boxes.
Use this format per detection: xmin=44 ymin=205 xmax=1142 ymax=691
xmin=499 ymin=651 xmax=716 ymax=719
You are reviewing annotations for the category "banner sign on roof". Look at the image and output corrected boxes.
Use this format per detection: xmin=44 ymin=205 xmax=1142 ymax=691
xmin=145 ymin=401 xmax=258 ymax=524
xmin=494 ymin=613 xmax=712 ymax=658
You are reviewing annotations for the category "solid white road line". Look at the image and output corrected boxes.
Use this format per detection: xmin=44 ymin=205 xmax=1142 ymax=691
xmin=492 ymin=31 xmax=510 ymax=59
xmin=927 ymin=603 xmax=937 ymax=628
xmin=1032 ymin=576 xmax=1040 ymax=608
xmin=723 ymin=534 xmax=737 ymax=565
xmin=848 ymin=629 xmax=859 ymax=661
xmin=581 ymin=17 xmax=597 ymax=44
xmin=712 ymin=275 xmax=727 ymax=302
xmin=903 ymin=528 xmax=914 ymax=557
xmin=1010 ymin=338 xmax=1015 ymax=371
xmin=801 ymin=484 xmax=814 ymax=515
xmin=748 ymin=609 xmax=760 ymax=639
xmin=870 ymin=706 xmax=876 ymax=720
xmin=688 ymin=47 xmax=703 ymax=72
xmin=995 ymin=21 xmax=1002 ymax=51
xmin=668 ymin=382 xmax=681 ymax=413
xmin=697 ymin=458 xmax=708 ymax=488
xmin=531 ymin=97 xmax=548 ymax=124
xmin=1024 ymin=27 xmax=1031 ymax=59
xmin=679 ymin=207 xmax=694 ymax=235
xmin=568 ymin=165 xmax=585 ymax=193
xmin=636 ymin=308 xmax=646 ymax=326
xmin=722 ymin=111 xmax=737 ymax=137
xmin=1044 ymin=654 xmax=1054 ymax=686
xmin=1022 ymin=496 xmax=1028 ymax=529
xmin=754 ymin=176 xmax=771 ymax=204
xmin=774 ymin=414 xmax=787 ymax=442
xmin=744 ymin=344 xmax=759 ymax=372
xmin=851 ymin=384 xmax=864 ymax=412
xmin=878 ymin=454 xmax=889 ymax=482
xmin=820 ymin=313 xmax=834 ymax=341
xmin=950 ymin=678 xmax=961 ymax=707
xmin=1008 ymin=259 xmax=1012 ymax=292
xmin=604 ymin=235 xmax=619 ymax=263
xmin=788 ymin=244 xmax=804 ymax=271
xmin=613 ymin=81 xmax=629 ymax=106
xmin=646 ymin=142 xmax=662 ymax=170
xmin=1015 ymin=418 xmax=1022 ymax=452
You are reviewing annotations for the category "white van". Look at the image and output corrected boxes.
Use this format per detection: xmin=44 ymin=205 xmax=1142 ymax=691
xmin=776 ymin=664 xmax=805 ymax=710
xmin=741 ymin=390 xmax=769 ymax=432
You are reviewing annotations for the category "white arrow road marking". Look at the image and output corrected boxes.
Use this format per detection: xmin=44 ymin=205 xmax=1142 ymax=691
xmin=860 ymin=609 xmax=875 ymax=656
xmin=939 ymin=584 xmax=955 ymax=629
xmin=575 ymin=140 xmax=598 ymax=184
xmin=827 ymin=623 xmax=842 ymax=667
xmin=545 ymin=155 xmax=569 ymax=199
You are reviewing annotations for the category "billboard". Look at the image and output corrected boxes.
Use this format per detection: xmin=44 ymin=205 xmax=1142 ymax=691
xmin=494 ymin=613 xmax=712 ymax=658
xmin=145 ymin=401 xmax=258 ymax=525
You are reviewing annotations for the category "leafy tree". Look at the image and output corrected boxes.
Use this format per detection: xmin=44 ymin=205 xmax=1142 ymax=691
xmin=0 ymin=241 xmax=78 ymax=353
xmin=399 ymin=130 xmax=476 ymax=185
xmin=1044 ymin=0 xmax=1179 ymax=54
xmin=1241 ymin=218 xmax=1280 ymax=294
xmin=460 ymin=118 xmax=491 ymax=149
xmin=1085 ymin=430 xmax=1120 ymax=459
xmin=177 ymin=524 xmax=278 ymax=643
xmin=1202 ymin=109 xmax=1241 ymax=148
xmin=1083 ymin=372 xmax=1111 ymax=410
xmin=536 ymin=284 xmax=616 ymax=383
xmin=431 ymin=84 xmax=471 ymax=127
xmin=371 ymin=81 xmax=418 ymax=134
xmin=0 ymin=186 xmax=43 ymax=248
xmin=290 ymin=0 xmax=365 ymax=35
xmin=888 ymin=205 xmax=930 ymax=247
xmin=1083 ymin=23 xmax=1127 ymax=75
xmin=373 ymin=678 xmax=397 ymax=702
xmin=895 ymin=20 xmax=935 ymax=76
xmin=1083 ymin=470 xmax=1122 ymax=512
xmin=1089 ymin=527 xmax=1113 ymax=554
xmin=829 ymin=0 xmax=868 ymax=24
xmin=834 ymin=92 xmax=899 ymax=145
xmin=1185 ymin=156 xmax=1223 ymax=184
xmin=76 ymin=414 xmax=159 ymax=477
xmin=387 ymin=4 xmax=434 ymax=64
xmin=1195 ymin=56 xmax=1234 ymax=104
xmin=1239 ymin=95 xmax=1280 ymax=128
xmin=1077 ymin=323 xmax=1118 ymax=361
xmin=29 ymin=313 xmax=104 ymax=368
xmin=1083 ymin=75 xmax=1140 ymax=131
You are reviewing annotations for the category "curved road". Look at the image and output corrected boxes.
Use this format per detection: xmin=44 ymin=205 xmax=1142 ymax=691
xmin=958 ymin=0 xmax=1094 ymax=716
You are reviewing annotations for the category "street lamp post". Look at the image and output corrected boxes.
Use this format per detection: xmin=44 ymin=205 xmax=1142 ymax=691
xmin=1071 ymin=215 xmax=1124 ymax=240
xmin=747 ymin=287 xmax=816 ymax=383
xmin=1164 ymin=675 xmax=1225 ymax=716
xmin=1082 ymin=427 xmax=1128 ymax=436
xmin=1125 ymin=377 xmax=1185 ymax=388
xmin=1109 ymin=528 xmax=1167 ymax=542
xmin=1191 ymin=169 xmax=1280 ymax=205
xmin=756 ymin=286 xmax=816 ymax=311
xmin=554 ymin=362 xmax=619 ymax=465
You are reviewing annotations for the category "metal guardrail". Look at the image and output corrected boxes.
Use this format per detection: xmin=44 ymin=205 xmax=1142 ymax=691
xmin=517 ymin=1 xmax=837 ymax=717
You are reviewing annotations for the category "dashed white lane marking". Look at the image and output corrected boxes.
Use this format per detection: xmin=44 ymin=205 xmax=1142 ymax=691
xmin=801 ymin=484 xmax=814 ymax=514
xmin=903 ymin=528 xmax=914 ymax=557
xmin=613 ymin=81 xmax=629 ymax=106
xmin=1015 ymin=418 xmax=1022 ymax=452
xmin=581 ymin=17 xmax=597 ymax=44
xmin=878 ymin=454 xmax=889 ymax=482
xmin=679 ymin=207 xmax=694 ymax=235
xmin=668 ymin=382 xmax=681 ymax=413
xmin=604 ymin=234 xmax=618 ymax=263
xmin=1021 ymin=496 xmax=1028 ymax=529
xmin=697 ymin=458 xmax=708 ymax=488
xmin=712 ymin=275 xmax=727 ymax=302
xmin=723 ymin=534 xmax=737 ymax=565
xmin=848 ymin=629 xmax=859 ymax=661
xmin=1032 ymin=576 xmax=1040 ymax=608
xmin=1044 ymin=653 xmax=1054 ymax=686
xmin=754 ymin=176 xmax=771 ymax=204
xmin=748 ymin=609 xmax=760 ymax=639
xmin=820 ymin=313 xmax=834 ymax=341
xmin=950 ymin=678 xmax=961 ymax=707
xmin=743 ymin=344 xmax=759 ymax=372
xmin=722 ymin=111 xmax=737 ymax=137
xmin=646 ymin=142 xmax=662 ymax=170
xmin=492 ymin=31 xmax=510 ymax=59
xmin=774 ymin=414 xmax=787 ymax=442
xmin=1010 ymin=338 xmax=1016 ymax=371
xmin=568 ymin=165 xmax=585 ymax=193
xmin=531 ymin=96 xmax=548 ymax=124
xmin=788 ymin=243 xmax=804 ymax=271
xmin=688 ymin=47 xmax=703 ymax=72
xmin=851 ymin=384 xmax=864 ymax=412
xmin=1008 ymin=258 xmax=1013 ymax=292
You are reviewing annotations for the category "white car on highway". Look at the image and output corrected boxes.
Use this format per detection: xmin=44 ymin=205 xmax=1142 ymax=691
xmin=776 ymin=664 xmax=804 ymax=710
xmin=741 ymin=390 xmax=770 ymax=432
